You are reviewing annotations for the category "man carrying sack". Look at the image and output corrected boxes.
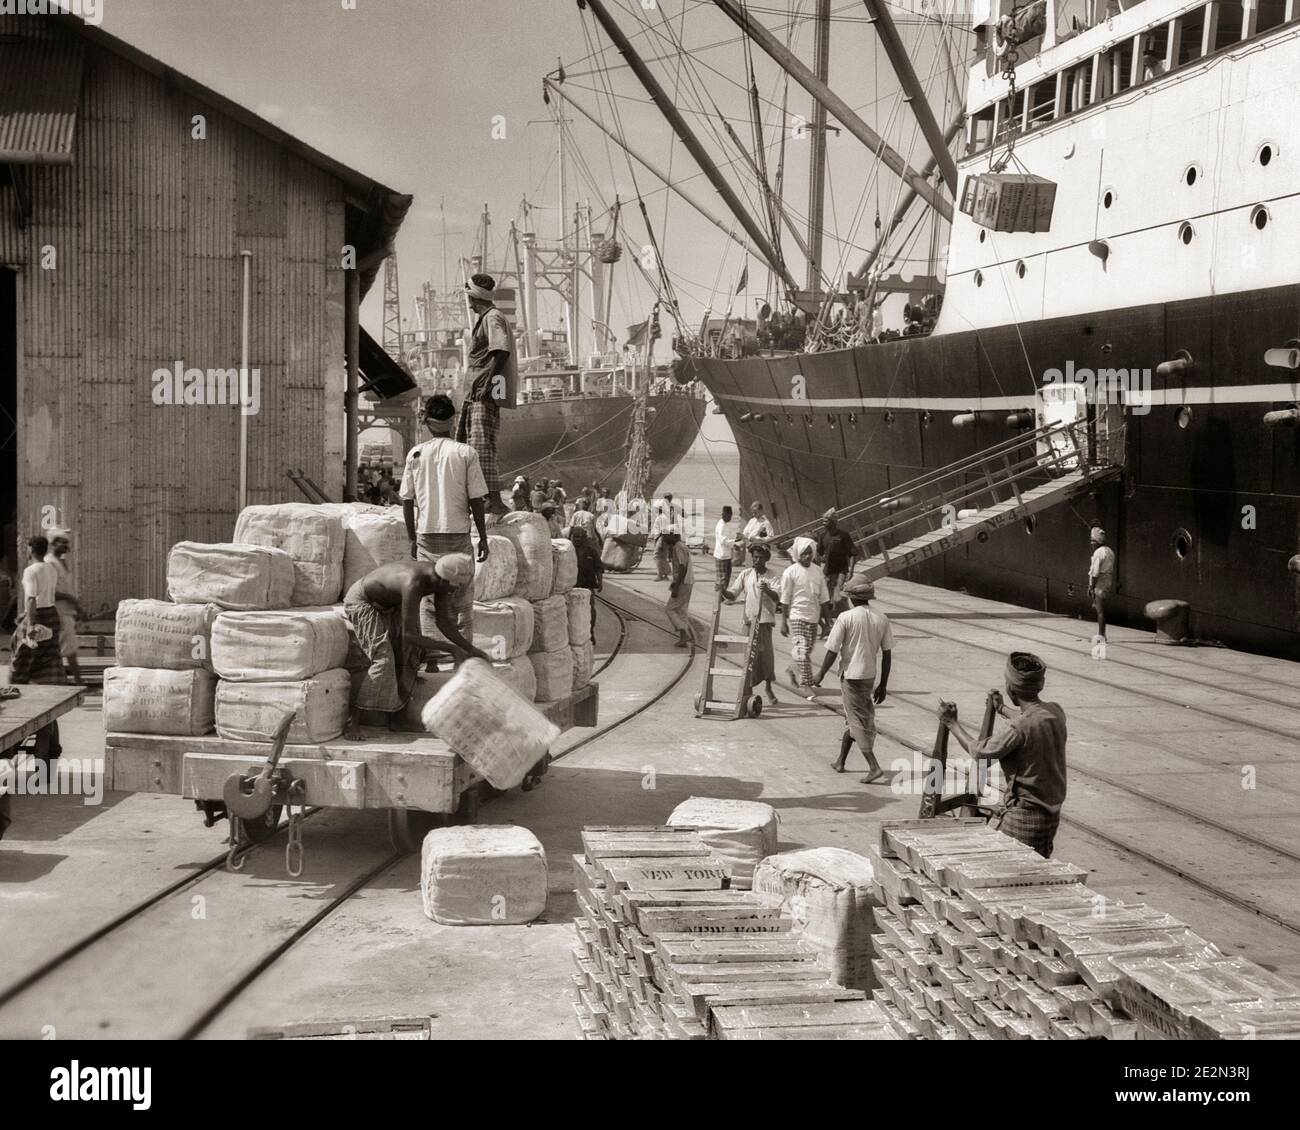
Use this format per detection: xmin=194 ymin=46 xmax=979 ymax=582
xmin=942 ymin=651 xmax=1068 ymax=858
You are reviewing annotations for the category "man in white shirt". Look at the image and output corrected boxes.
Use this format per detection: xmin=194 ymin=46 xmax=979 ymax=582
xmin=813 ymin=575 xmax=893 ymax=784
xmin=713 ymin=505 xmax=740 ymax=593
xmin=780 ymin=537 xmax=830 ymax=688
xmin=1087 ymin=526 xmax=1117 ymax=640
xmin=723 ymin=543 xmax=782 ymax=705
xmin=742 ymin=501 xmax=773 ymax=547
xmin=400 ymin=394 xmax=490 ymax=640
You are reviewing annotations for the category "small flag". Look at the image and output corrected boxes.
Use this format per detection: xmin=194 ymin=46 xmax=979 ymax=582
xmin=735 ymin=264 xmax=748 ymax=294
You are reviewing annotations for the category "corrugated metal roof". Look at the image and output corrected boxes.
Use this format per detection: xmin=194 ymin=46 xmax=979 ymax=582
xmin=0 ymin=35 xmax=85 ymax=164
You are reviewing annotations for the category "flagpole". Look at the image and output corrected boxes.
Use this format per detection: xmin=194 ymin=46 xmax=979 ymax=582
xmin=716 ymin=264 xmax=747 ymax=358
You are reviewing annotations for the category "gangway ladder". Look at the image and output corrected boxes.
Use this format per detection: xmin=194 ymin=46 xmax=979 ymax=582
xmin=693 ymin=588 xmax=769 ymax=720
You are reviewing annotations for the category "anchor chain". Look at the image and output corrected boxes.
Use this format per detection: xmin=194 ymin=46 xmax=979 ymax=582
xmin=285 ymin=780 xmax=307 ymax=878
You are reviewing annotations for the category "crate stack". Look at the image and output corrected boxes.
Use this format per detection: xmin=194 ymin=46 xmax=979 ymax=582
xmin=867 ymin=820 xmax=1300 ymax=1040
xmin=570 ymin=825 xmax=896 ymax=1041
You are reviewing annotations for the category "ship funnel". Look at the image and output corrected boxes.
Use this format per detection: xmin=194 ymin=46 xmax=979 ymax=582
xmin=1263 ymin=407 xmax=1300 ymax=427
xmin=1264 ymin=342 xmax=1300 ymax=370
xmin=1155 ymin=350 xmax=1193 ymax=379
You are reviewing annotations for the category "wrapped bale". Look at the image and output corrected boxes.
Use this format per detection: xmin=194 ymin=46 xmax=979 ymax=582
xmin=233 ymin=503 xmax=346 ymax=605
xmin=495 ymin=511 xmax=553 ymax=600
xmin=503 ymin=655 xmax=537 ymax=702
xmin=420 ymin=825 xmax=548 ymax=925
xmin=565 ymin=588 xmax=592 ymax=645
xmin=550 ymin=538 xmax=577 ymax=595
xmin=103 ymin=667 xmax=217 ymax=736
xmin=472 ymin=596 xmax=534 ymax=661
xmin=571 ymin=640 xmax=593 ymax=691
xmin=396 ymin=670 xmax=457 ymax=731
xmin=471 ymin=533 xmax=518 ymax=601
xmin=214 ymin=668 xmax=351 ymax=743
xmin=600 ymin=536 xmax=640 ymax=572
xmin=529 ymin=594 xmax=568 ymax=653
xmin=752 ymin=847 xmax=878 ymax=990
xmin=115 ymin=599 xmax=219 ymax=670
xmin=422 ymin=658 xmax=559 ymax=789
xmin=529 ymin=648 xmax=573 ymax=703
xmin=166 ymin=542 xmax=294 ymax=611
xmin=667 ymin=797 xmax=779 ymax=890
xmin=211 ymin=607 xmax=349 ymax=681
xmin=340 ymin=509 xmax=409 ymax=592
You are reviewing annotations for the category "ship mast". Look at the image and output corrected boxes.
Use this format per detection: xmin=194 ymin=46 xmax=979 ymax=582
xmin=805 ymin=0 xmax=830 ymax=296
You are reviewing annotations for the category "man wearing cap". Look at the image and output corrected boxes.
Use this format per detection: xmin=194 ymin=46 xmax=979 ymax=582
xmin=723 ymin=543 xmax=782 ymax=705
xmin=813 ymin=575 xmax=893 ymax=784
xmin=343 ymin=555 xmax=488 ymax=740
xmin=816 ymin=508 xmax=861 ymax=622
xmin=461 ymin=273 xmax=515 ymax=514
xmin=400 ymin=394 xmax=490 ymax=644
xmin=1087 ymin=527 xmax=1116 ymax=640
xmin=662 ymin=529 xmax=696 ymax=648
xmin=713 ymin=505 xmax=740 ymax=593
xmin=940 ymin=652 xmax=1067 ymax=858
xmin=742 ymin=501 xmax=773 ymax=547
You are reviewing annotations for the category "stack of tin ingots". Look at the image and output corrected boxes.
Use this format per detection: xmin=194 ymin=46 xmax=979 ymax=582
xmin=868 ymin=819 xmax=1300 ymax=1040
xmin=569 ymin=825 xmax=895 ymax=1041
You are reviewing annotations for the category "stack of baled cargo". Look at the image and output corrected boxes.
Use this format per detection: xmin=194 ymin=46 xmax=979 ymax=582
xmin=867 ymin=819 xmax=1300 ymax=1040
xmin=570 ymin=824 xmax=896 ymax=1040
xmin=492 ymin=512 xmax=566 ymax=705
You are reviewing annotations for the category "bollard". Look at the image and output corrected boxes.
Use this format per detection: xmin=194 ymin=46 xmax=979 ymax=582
xmin=1143 ymin=598 xmax=1191 ymax=645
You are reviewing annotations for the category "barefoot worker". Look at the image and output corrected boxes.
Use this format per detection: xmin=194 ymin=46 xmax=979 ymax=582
xmin=941 ymin=651 xmax=1067 ymax=858
xmin=723 ymin=543 xmax=782 ymax=705
xmin=662 ymin=529 xmax=696 ymax=648
xmin=342 ymin=555 xmax=487 ymax=740
xmin=813 ymin=575 xmax=893 ymax=784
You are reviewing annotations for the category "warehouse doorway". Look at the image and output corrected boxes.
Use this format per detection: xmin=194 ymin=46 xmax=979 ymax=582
xmin=1 ymin=266 xmax=15 ymax=613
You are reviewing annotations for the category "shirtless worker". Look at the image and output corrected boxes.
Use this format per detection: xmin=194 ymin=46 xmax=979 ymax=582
xmin=939 ymin=651 xmax=1067 ymax=858
xmin=342 ymin=554 xmax=488 ymax=740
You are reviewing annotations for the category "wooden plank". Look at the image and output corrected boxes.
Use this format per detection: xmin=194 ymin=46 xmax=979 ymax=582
xmin=718 ymin=1021 xmax=898 ymax=1040
xmin=636 ymin=905 xmax=789 ymax=935
xmin=0 ymin=686 xmax=86 ymax=754
xmin=597 ymin=857 xmax=731 ymax=891
xmin=655 ymin=936 xmax=815 ymax=964
xmin=711 ymin=999 xmax=890 ymax=1031
xmin=685 ymin=980 xmax=864 ymax=1021
xmin=181 ymin=752 xmax=366 ymax=808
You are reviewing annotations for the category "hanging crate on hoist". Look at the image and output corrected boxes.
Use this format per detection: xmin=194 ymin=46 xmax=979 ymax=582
xmin=960 ymin=172 xmax=1057 ymax=234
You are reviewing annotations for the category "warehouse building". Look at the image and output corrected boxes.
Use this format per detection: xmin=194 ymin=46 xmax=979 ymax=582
xmin=1 ymin=12 xmax=413 ymax=616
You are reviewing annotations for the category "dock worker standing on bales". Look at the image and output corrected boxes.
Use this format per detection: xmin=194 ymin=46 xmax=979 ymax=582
xmin=1087 ymin=527 xmax=1116 ymax=641
xmin=343 ymin=555 xmax=489 ymax=740
xmin=813 ymin=575 xmax=892 ymax=784
xmin=780 ymin=536 xmax=831 ymax=688
xmin=401 ymin=394 xmax=490 ymax=643
xmin=941 ymin=651 xmax=1067 ymax=859
xmin=460 ymin=274 xmax=515 ymax=516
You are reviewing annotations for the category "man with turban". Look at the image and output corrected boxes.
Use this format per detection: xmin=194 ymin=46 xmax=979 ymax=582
xmin=813 ymin=574 xmax=893 ymax=783
xmin=342 ymin=554 xmax=488 ymax=740
xmin=942 ymin=651 xmax=1068 ymax=858
xmin=460 ymin=273 xmax=515 ymax=514
xmin=1087 ymin=527 xmax=1116 ymax=640
xmin=723 ymin=543 xmax=782 ymax=705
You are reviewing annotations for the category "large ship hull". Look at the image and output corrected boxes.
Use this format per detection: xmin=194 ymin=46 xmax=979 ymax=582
xmin=496 ymin=391 xmax=705 ymax=495
xmin=682 ymin=283 xmax=1300 ymax=659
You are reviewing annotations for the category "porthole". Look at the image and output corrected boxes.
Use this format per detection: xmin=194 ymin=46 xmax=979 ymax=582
xmin=1175 ymin=405 xmax=1193 ymax=429
xmin=978 ymin=230 xmax=987 ymax=243
xmin=1251 ymin=204 xmax=1270 ymax=231
xmin=1102 ymin=189 xmax=1114 ymax=209
xmin=1183 ymin=163 xmax=1200 ymax=187
xmin=884 ymin=410 xmax=895 ymax=426
xmin=1257 ymin=142 xmax=1275 ymax=167
xmin=974 ymin=270 xmax=984 ymax=287
xmin=1172 ymin=528 xmax=1192 ymax=560
xmin=1178 ymin=222 xmax=1195 ymax=245
xmin=1016 ymin=260 xmax=1027 ymax=279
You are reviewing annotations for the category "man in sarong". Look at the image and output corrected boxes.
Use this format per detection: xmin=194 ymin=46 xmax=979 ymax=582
xmin=459 ymin=273 xmax=514 ymax=516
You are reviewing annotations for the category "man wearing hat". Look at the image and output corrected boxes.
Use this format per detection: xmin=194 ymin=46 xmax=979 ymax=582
xmin=343 ymin=555 xmax=488 ymax=740
xmin=510 ymin=475 xmax=531 ymax=512
xmin=400 ymin=394 xmax=490 ymax=644
xmin=812 ymin=575 xmax=893 ymax=783
xmin=1087 ymin=527 xmax=1116 ymax=640
xmin=941 ymin=652 xmax=1067 ymax=858
xmin=723 ymin=543 xmax=782 ymax=705
xmin=816 ymin=508 xmax=861 ymax=622
xmin=461 ymin=273 xmax=515 ymax=514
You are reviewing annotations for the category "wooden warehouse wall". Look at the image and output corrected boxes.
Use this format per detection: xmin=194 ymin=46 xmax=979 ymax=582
xmin=2 ymin=32 xmax=348 ymax=614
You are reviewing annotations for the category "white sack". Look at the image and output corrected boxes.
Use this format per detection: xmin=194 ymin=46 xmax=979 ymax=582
xmin=529 ymin=595 xmax=568 ymax=654
xmin=211 ymin=607 xmax=350 ymax=681
xmin=422 ymin=658 xmax=558 ymax=789
xmin=340 ymin=510 xmax=409 ymax=593
xmin=529 ymin=648 xmax=573 ymax=704
xmin=570 ymin=640 xmax=593 ymax=691
xmin=420 ymin=825 xmax=548 ymax=925
xmin=103 ymin=667 xmax=217 ymax=736
xmin=472 ymin=596 xmax=534 ymax=661
xmin=472 ymin=534 xmax=518 ymax=601
xmin=213 ymin=668 xmax=351 ymax=743
xmin=115 ymin=599 xmax=218 ymax=670
xmin=565 ymin=588 xmax=592 ymax=645
xmin=550 ymin=539 xmax=577 ymax=595
xmin=495 ymin=511 xmax=553 ymax=601
xmin=503 ymin=655 xmax=536 ymax=702
xmin=600 ymin=537 xmax=639 ymax=572
xmin=667 ymin=796 xmax=779 ymax=890
xmin=233 ymin=503 xmax=346 ymax=605
xmin=166 ymin=542 xmax=295 ymax=611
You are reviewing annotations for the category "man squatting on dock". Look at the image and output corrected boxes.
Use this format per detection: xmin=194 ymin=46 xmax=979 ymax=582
xmin=941 ymin=652 xmax=1068 ymax=859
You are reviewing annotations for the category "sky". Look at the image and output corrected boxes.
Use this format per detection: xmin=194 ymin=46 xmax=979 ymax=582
xmin=96 ymin=0 xmax=963 ymax=357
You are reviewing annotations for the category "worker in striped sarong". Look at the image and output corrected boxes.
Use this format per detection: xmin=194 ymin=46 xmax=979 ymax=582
xmin=458 ymin=274 xmax=514 ymax=515
xmin=779 ymin=537 xmax=830 ymax=688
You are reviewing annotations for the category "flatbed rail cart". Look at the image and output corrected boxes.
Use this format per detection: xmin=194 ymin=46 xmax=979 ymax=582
xmin=105 ymin=683 xmax=598 ymax=860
